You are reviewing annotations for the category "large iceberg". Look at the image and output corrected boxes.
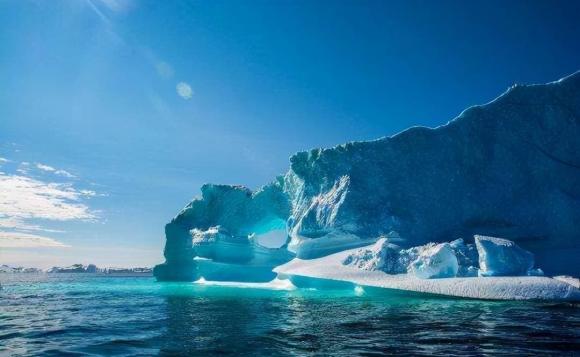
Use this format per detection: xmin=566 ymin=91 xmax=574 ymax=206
xmin=155 ymin=71 xmax=580 ymax=286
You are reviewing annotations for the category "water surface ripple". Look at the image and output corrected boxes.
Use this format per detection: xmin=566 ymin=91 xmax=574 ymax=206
xmin=0 ymin=274 xmax=578 ymax=356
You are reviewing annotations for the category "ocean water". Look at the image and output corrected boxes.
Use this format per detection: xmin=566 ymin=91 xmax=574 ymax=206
xmin=1 ymin=274 xmax=578 ymax=356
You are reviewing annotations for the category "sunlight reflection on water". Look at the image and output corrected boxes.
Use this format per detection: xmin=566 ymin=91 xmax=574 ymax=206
xmin=0 ymin=274 xmax=578 ymax=356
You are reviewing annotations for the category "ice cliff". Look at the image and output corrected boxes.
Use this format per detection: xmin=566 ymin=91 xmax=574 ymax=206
xmin=155 ymin=71 xmax=580 ymax=282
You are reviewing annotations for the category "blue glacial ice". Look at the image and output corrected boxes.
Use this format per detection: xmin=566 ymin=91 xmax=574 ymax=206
xmin=342 ymin=234 xmax=538 ymax=279
xmin=274 ymin=248 xmax=580 ymax=301
xmin=475 ymin=235 xmax=535 ymax=277
xmin=407 ymin=243 xmax=459 ymax=279
xmin=154 ymin=71 xmax=580 ymax=299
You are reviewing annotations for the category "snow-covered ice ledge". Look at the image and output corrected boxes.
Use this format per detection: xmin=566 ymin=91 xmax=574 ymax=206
xmin=274 ymin=248 xmax=580 ymax=301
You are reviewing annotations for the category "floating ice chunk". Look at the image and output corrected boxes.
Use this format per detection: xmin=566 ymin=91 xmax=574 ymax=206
xmin=194 ymin=277 xmax=296 ymax=290
xmin=449 ymin=238 xmax=479 ymax=277
xmin=408 ymin=243 xmax=458 ymax=279
xmin=344 ymin=238 xmax=475 ymax=278
xmin=275 ymin=248 xmax=580 ymax=301
xmin=475 ymin=235 xmax=534 ymax=277
xmin=342 ymin=238 xmax=403 ymax=273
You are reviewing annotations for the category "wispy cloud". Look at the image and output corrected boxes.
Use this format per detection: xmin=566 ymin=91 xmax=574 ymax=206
xmin=35 ymin=163 xmax=76 ymax=178
xmin=176 ymin=82 xmax=193 ymax=100
xmin=0 ymin=156 xmax=97 ymax=250
xmin=0 ymin=217 xmax=64 ymax=233
xmin=0 ymin=173 xmax=95 ymax=221
xmin=0 ymin=231 xmax=70 ymax=248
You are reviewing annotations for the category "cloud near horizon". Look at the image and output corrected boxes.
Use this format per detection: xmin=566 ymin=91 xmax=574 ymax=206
xmin=0 ymin=159 xmax=97 ymax=249
xmin=0 ymin=173 xmax=95 ymax=221
xmin=0 ymin=231 xmax=70 ymax=248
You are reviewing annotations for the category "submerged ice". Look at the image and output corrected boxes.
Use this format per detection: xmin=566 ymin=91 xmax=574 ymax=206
xmin=154 ymin=72 xmax=580 ymax=300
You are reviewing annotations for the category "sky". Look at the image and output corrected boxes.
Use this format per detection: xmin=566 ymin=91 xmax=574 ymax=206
xmin=0 ymin=0 xmax=579 ymax=269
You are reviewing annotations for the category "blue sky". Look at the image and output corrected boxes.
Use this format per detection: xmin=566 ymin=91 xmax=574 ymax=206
xmin=1 ymin=0 xmax=579 ymax=268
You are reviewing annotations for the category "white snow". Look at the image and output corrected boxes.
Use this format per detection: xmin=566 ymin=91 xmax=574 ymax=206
xmin=194 ymin=277 xmax=296 ymax=290
xmin=553 ymin=276 xmax=580 ymax=289
xmin=274 ymin=247 xmax=580 ymax=301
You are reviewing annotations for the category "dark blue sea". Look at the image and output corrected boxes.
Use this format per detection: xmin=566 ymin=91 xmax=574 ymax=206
xmin=0 ymin=274 xmax=578 ymax=356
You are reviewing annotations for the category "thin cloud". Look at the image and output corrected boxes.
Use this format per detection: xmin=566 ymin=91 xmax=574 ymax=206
xmin=0 ymin=172 xmax=95 ymax=221
xmin=35 ymin=163 xmax=76 ymax=178
xmin=35 ymin=163 xmax=56 ymax=172
xmin=0 ymin=231 xmax=70 ymax=248
xmin=0 ymin=157 xmax=99 ymax=250
xmin=0 ymin=217 xmax=65 ymax=233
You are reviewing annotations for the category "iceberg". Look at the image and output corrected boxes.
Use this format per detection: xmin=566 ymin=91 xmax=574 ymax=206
xmin=342 ymin=235 xmax=536 ymax=280
xmin=274 ymin=248 xmax=580 ymax=301
xmin=475 ymin=235 xmax=535 ymax=277
xmin=408 ymin=243 xmax=459 ymax=279
xmin=0 ymin=265 xmax=43 ymax=273
xmin=343 ymin=238 xmax=465 ymax=279
xmin=342 ymin=238 xmax=404 ymax=273
xmin=449 ymin=238 xmax=479 ymax=277
xmin=155 ymin=182 xmax=292 ymax=281
xmin=47 ymin=264 xmax=98 ymax=273
xmin=155 ymin=71 xmax=580 ymax=294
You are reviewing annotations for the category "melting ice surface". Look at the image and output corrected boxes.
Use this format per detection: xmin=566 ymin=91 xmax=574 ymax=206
xmin=154 ymin=72 xmax=580 ymax=301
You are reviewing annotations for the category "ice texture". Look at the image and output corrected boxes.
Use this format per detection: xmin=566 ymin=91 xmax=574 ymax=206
xmin=344 ymin=236 xmax=542 ymax=280
xmin=408 ymin=243 xmax=458 ymax=279
xmin=275 ymin=249 xmax=580 ymax=301
xmin=156 ymin=71 xmax=580 ymax=281
xmin=342 ymin=238 xmax=404 ymax=273
xmin=449 ymin=239 xmax=479 ymax=277
xmin=343 ymin=237 xmax=480 ymax=279
xmin=475 ymin=235 xmax=535 ymax=277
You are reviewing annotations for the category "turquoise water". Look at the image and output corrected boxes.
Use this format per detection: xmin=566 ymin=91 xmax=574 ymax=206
xmin=1 ymin=274 xmax=578 ymax=356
